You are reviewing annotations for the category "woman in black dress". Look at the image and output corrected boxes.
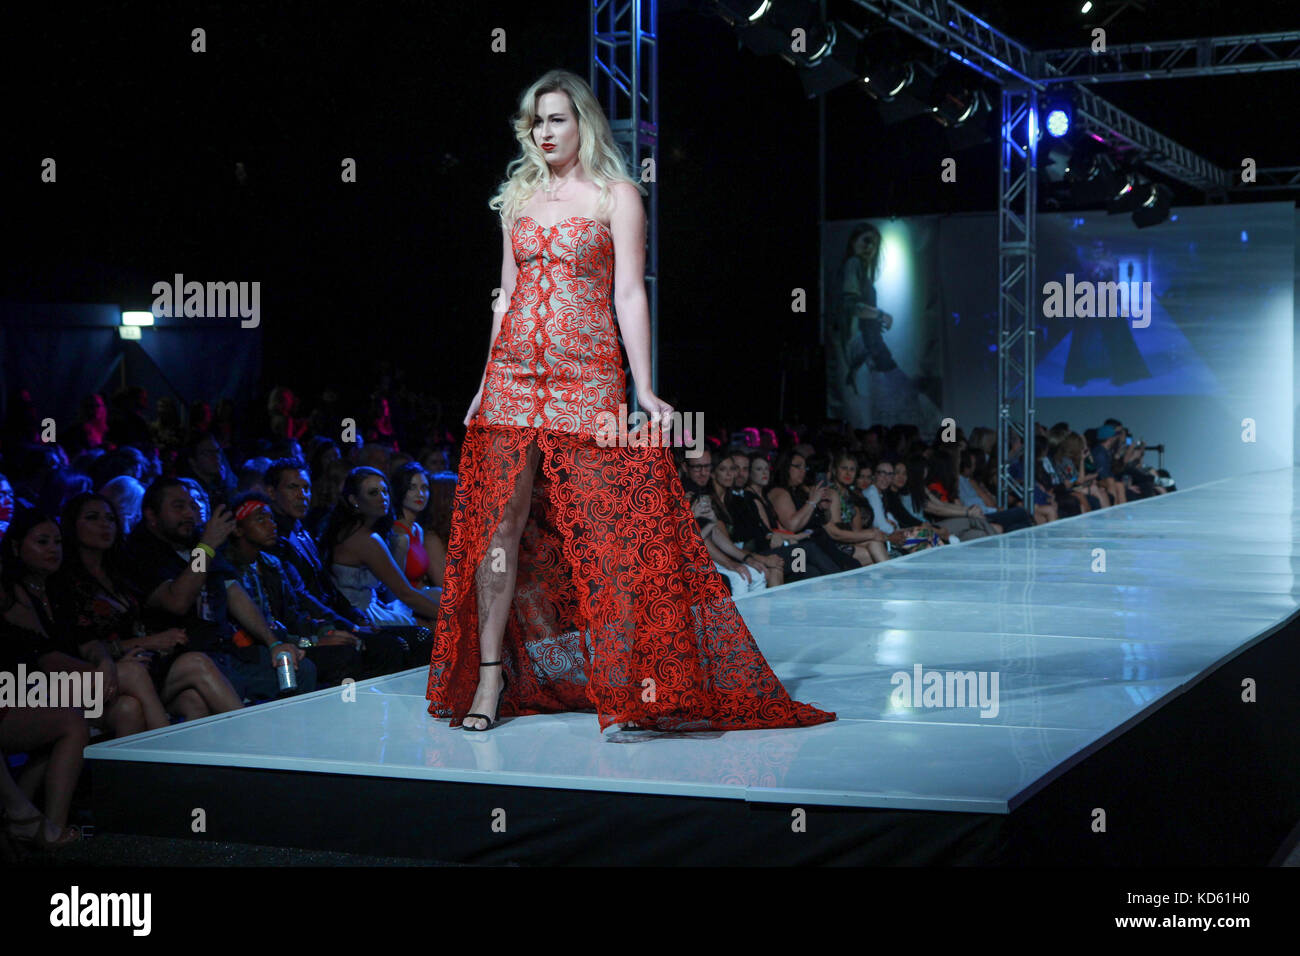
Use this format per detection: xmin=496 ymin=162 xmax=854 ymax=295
xmin=52 ymin=493 xmax=243 ymax=721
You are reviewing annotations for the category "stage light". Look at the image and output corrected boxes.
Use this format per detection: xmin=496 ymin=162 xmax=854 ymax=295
xmin=715 ymin=0 xmax=771 ymax=24
xmin=927 ymin=66 xmax=988 ymax=128
xmin=725 ymin=0 xmax=832 ymax=62
xmin=1062 ymin=138 xmax=1124 ymax=206
xmin=1081 ymin=1 xmax=1093 ymax=13
xmin=860 ymin=59 xmax=937 ymax=125
xmin=1046 ymin=109 xmax=1069 ymax=136
xmin=121 ymin=311 xmax=155 ymax=326
xmin=794 ymin=20 xmax=861 ymax=97
xmin=1107 ymin=173 xmax=1150 ymax=214
xmin=118 ymin=326 xmax=143 ymax=341
xmin=1131 ymin=183 xmax=1173 ymax=228
xmin=1041 ymin=142 xmax=1074 ymax=182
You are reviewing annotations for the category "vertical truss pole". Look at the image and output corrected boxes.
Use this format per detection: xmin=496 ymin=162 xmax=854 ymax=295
xmin=591 ymin=0 xmax=659 ymax=401
xmin=997 ymin=86 xmax=1036 ymax=509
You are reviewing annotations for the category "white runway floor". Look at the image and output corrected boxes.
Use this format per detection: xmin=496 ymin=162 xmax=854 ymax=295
xmin=85 ymin=467 xmax=1300 ymax=812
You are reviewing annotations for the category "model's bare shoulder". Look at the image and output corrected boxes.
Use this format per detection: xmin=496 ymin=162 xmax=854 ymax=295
xmin=609 ymin=180 xmax=643 ymax=213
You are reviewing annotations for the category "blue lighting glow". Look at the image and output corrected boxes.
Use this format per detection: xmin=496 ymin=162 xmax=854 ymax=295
xmin=1046 ymin=109 xmax=1070 ymax=136
xmin=1241 ymin=230 xmax=1249 ymax=242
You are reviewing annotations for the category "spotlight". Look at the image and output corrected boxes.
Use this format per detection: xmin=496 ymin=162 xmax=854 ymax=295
xmin=860 ymin=58 xmax=937 ymax=125
xmin=794 ymin=21 xmax=861 ymax=97
xmin=715 ymin=0 xmax=772 ymax=27
xmin=927 ymin=66 xmax=988 ymax=128
xmin=1131 ymin=183 xmax=1173 ymax=228
xmin=1040 ymin=142 xmax=1074 ymax=182
xmin=725 ymin=0 xmax=831 ymax=62
xmin=1063 ymin=138 xmax=1122 ymax=205
xmin=1106 ymin=171 xmax=1149 ymax=214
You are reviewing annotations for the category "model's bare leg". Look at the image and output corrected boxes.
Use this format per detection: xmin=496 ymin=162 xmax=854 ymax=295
xmin=464 ymin=440 xmax=541 ymax=729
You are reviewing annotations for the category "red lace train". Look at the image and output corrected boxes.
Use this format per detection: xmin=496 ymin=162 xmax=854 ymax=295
xmin=424 ymin=421 xmax=836 ymax=732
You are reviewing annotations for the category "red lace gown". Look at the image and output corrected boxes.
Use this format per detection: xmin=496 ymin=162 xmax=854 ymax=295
xmin=425 ymin=214 xmax=835 ymax=732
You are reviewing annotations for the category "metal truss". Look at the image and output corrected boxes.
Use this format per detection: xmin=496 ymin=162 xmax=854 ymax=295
xmin=996 ymin=88 xmax=1037 ymax=510
xmin=1037 ymin=30 xmax=1300 ymax=84
xmin=590 ymin=0 xmax=660 ymax=395
xmin=846 ymin=0 xmax=1239 ymax=195
xmin=1228 ymin=165 xmax=1300 ymax=191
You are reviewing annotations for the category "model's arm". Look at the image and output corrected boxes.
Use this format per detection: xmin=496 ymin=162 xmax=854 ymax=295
xmin=610 ymin=183 xmax=653 ymax=394
xmin=478 ymin=221 xmax=520 ymax=393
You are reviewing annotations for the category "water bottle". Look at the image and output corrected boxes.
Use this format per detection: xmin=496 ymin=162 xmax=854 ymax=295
xmin=274 ymin=647 xmax=297 ymax=695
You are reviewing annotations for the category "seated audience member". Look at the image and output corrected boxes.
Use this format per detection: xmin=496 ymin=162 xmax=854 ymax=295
xmin=359 ymin=441 xmax=392 ymax=477
xmin=903 ymin=453 xmax=994 ymax=541
xmin=686 ymin=489 xmax=767 ymax=595
xmin=149 ymin=396 xmax=186 ymax=450
xmin=268 ymin=386 xmax=310 ymax=442
xmin=1093 ymin=423 xmax=1160 ymax=501
xmin=3 ymin=507 xmax=166 ymax=738
xmin=121 ymin=478 xmax=315 ymax=703
xmin=321 ymin=467 xmax=441 ymax=626
xmin=11 ymin=445 xmax=65 ymax=509
xmin=263 ymin=459 xmax=370 ymax=633
xmin=89 ymin=445 xmax=148 ymax=493
xmin=179 ymin=433 xmax=238 ymax=509
xmin=53 ymin=493 xmax=243 ymax=721
xmin=0 ymin=572 xmax=87 ymax=849
xmin=236 ymin=456 xmax=273 ymax=496
xmin=0 ymin=472 xmax=16 ymax=542
xmin=37 ymin=469 xmax=92 ymax=519
xmin=305 ymin=458 xmax=348 ymax=538
xmin=71 ymin=393 xmax=112 ymax=456
xmin=705 ymin=454 xmax=783 ymax=588
xmin=766 ymin=451 xmax=858 ymax=573
xmin=307 ymin=436 xmax=343 ymax=481
xmin=177 ymin=477 xmax=211 ymax=525
xmin=823 ymin=452 xmax=890 ymax=566
xmin=222 ymin=492 xmax=404 ymax=686
xmin=742 ymin=452 xmax=842 ymax=579
xmin=680 ymin=448 xmax=712 ymax=495
xmin=865 ymin=460 xmax=947 ymax=553
xmin=1017 ymin=435 xmax=1079 ymax=517
xmin=387 ymin=463 xmax=445 ymax=599
xmin=1051 ymin=432 xmax=1107 ymax=511
xmin=270 ymin=438 xmax=305 ymax=464
xmin=957 ymin=450 xmax=1035 ymax=531
xmin=99 ymin=475 xmax=145 ymax=536
xmin=1112 ymin=423 xmax=1166 ymax=496
xmin=726 ymin=450 xmax=818 ymax=581
xmin=418 ymin=445 xmax=452 ymax=475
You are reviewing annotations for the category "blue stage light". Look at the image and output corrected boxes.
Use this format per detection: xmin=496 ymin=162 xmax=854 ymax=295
xmin=1046 ymin=108 xmax=1070 ymax=137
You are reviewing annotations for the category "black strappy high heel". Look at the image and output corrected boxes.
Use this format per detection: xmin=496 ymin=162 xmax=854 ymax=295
xmin=463 ymin=660 xmax=508 ymax=731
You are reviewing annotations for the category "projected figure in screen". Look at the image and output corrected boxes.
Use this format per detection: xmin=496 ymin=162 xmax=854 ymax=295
xmin=1063 ymin=240 xmax=1151 ymax=387
xmin=836 ymin=223 xmax=929 ymax=426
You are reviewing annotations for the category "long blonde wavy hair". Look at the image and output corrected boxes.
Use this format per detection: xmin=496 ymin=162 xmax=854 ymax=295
xmin=489 ymin=69 xmax=648 ymax=226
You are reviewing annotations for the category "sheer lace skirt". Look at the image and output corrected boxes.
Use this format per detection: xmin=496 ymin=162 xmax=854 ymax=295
xmin=425 ymin=422 xmax=835 ymax=732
